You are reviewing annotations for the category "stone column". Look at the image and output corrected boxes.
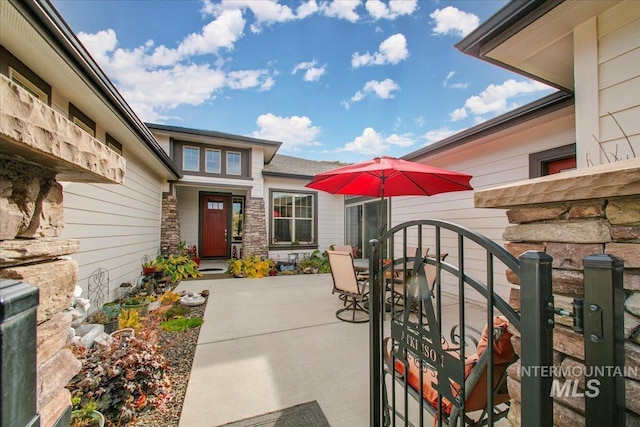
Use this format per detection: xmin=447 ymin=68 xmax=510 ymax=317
xmin=161 ymin=192 xmax=180 ymax=256
xmin=474 ymin=158 xmax=640 ymax=426
xmin=242 ymin=198 xmax=268 ymax=259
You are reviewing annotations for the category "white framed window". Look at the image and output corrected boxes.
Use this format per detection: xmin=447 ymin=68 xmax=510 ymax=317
xmin=226 ymin=151 xmax=241 ymax=175
xmin=271 ymin=191 xmax=315 ymax=245
xmin=9 ymin=67 xmax=48 ymax=103
xmin=72 ymin=117 xmax=95 ymax=137
xmin=69 ymin=104 xmax=96 ymax=137
xmin=106 ymin=134 xmax=123 ymax=156
xmin=205 ymin=149 xmax=221 ymax=173
xmin=183 ymin=146 xmax=200 ymax=172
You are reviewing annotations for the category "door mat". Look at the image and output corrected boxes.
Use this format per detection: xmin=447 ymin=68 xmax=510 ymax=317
xmin=216 ymin=401 xmax=331 ymax=427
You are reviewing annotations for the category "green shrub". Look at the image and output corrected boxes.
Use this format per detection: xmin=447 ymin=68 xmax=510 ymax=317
xmin=164 ymin=304 xmax=190 ymax=320
xmin=160 ymin=317 xmax=204 ymax=332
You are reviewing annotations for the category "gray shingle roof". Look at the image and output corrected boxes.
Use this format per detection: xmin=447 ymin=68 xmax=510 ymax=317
xmin=263 ymin=154 xmax=346 ymax=179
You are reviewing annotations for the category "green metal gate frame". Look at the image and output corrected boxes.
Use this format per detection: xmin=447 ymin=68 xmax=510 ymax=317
xmin=368 ymin=219 xmax=626 ymax=426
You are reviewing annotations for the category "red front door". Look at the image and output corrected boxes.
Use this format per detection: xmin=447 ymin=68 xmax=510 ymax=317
xmin=201 ymin=195 xmax=228 ymax=258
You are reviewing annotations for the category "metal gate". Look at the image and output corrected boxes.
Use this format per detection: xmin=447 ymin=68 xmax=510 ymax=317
xmin=367 ymin=219 xmax=625 ymax=426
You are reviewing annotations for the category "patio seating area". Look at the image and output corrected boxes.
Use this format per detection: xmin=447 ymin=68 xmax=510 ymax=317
xmin=174 ymin=272 xmax=491 ymax=427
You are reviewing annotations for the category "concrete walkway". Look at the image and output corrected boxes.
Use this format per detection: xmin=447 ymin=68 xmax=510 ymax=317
xmin=175 ymin=274 xmax=489 ymax=427
xmin=175 ymin=274 xmax=369 ymax=426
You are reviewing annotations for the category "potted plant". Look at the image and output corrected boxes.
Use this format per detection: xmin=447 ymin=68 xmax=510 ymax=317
xmin=142 ymin=259 xmax=155 ymax=276
xmin=122 ymin=296 xmax=151 ymax=316
xmin=101 ymin=301 xmax=121 ymax=319
xmin=185 ymin=244 xmax=201 ymax=267
xmin=89 ymin=310 xmax=119 ymax=334
xmin=71 ymin=397 xmax=104 ymax=427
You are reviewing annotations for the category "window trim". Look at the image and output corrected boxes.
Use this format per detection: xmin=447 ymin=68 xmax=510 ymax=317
xmin=69 ymin=103 xmax=96 ymax=137
xmin=1 ymin=47 xmax=52 ymax=105
xmin=9 ymin=67 xmax=48 ymax=103
xmin=205 ymin=148 xmax=222 ymax=173
xmin=106 ymin=133 xmax=123 ymax=156
xmin=226 ymin=151 xmax=242 ymax=176
xmin=529 ymin=143 xmax=576 ymax=178
xmin=269 ymin=189 xmax=318 ymax=249
xmin=182 ymin=145 xmax=200 ymax=172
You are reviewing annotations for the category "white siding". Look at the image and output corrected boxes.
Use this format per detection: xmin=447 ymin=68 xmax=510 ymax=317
xmin=251 ymin=149 xmax=265 ymax=198
xmin=393 ymin=107 xmax=575 ymax=300
xmin=598 ymin=2 xmax=640 ymax=161
xmin=264 ymin=176 xmax=344 ymax=259
xmin=60 ymin=154 xmax=163 ymax=302
xmin=176 ymin=186 xmax=200 ymax=249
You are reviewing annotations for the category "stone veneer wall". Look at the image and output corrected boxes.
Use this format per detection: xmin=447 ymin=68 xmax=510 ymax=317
xmin=242 ymin=197 xmax=268 ymax=259
xmin=161 ymin=193 xmax=180 ymax=256
xmin=0 ymin=158 xmax=82 ymax=427
xmin=1 ymin=76 xmax=125 ymax=427
xmin=474 ymin=158 xmax=640 ymax=426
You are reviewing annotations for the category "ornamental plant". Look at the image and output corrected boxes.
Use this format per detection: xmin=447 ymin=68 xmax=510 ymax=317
xmin=227 ymin=255 xmax=274 ymax=278
xmin=67 ymin=326 xmax=172 ymax=423
xmin=159 ymin=290 xmax=181 ymax=305
xmin=299 ymin=250 xmax=330 ymax=273
xmin=162 ymin=254 xmax=202 ymax=283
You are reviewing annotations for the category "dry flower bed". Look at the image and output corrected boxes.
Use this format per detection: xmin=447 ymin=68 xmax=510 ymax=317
xmin=68 ymin=293 xmax=208 ymax=427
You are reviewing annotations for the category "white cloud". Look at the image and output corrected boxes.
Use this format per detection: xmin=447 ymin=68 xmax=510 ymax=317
xmin=251 ymin=113 xmax=321 ymax=151
xmin=296 ymin=1 xmax=320 ymax=19
xmin=75 ymin=6 xmax=285 ymax=122
xmin=320 ymin=0 xmax=361 ymax=22
xmin=422 ymin=127 xmax=457 ymax=145
xmin=208 ymin=0 xmax=309 ymax=33
xmin=352 ymin=33 xmax=409 ymax=68
xmin=350 ymin=79 xmax=400 ymax=102
xmin=341 ymin=128 xmax=415 ymax=155
xmin=464 ymin=79 xmax=551 ymax=116
xmin=414 ymin=116 xmax=426 ymax=127
xmin=443 ymin=70 xmax=469 ymax=89
xmin=430 ymin=6 xmax=479 ymax=38
xmin=365 ymin=0 xmax=418 ymax=20
xmin=292 ymin=60 xmax=326 ymax=82
xmin=227 ymin=70 xmax=273 ymax=89
xmin=178 ymin=9 xmax=245 ymax=56
xmin=449 ymin=108 xmax=467 ymax=121
xmin=77 ymin=29 xmax=118 ymax=64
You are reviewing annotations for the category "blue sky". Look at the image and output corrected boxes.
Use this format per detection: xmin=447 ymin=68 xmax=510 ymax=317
xmin=52 ymin=0 xmax=554 ymax=163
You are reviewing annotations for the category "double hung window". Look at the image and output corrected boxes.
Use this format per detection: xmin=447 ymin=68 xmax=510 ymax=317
xmin=183 ymin=146 xmax=200 ymax=172
xmin=272 ymin=191 xmax=315 ymax=245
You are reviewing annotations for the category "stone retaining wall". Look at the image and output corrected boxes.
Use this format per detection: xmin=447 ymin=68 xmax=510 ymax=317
xmin=475 ymin=158 xmax=640 ymax=426
xmin=0 ymin=77 xmax=124 ymax=426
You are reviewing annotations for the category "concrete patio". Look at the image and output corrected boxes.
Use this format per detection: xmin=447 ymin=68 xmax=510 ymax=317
xmin=174 ymin=272 xmax=490 ymax=427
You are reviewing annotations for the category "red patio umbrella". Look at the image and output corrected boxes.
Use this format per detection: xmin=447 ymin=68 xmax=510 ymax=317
xmin=305 ymin=155 xmax=473 ymax=234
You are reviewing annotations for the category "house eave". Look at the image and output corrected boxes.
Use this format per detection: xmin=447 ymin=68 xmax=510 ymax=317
xmin=146 ymin=123 xmax=282 ymax=163
xmin=403 ymin=91 xmax=574 ymax=162
xmin=455 ymin=0 xmax=558 ymax=58
xmin=455 ymin=0 xmax=621 ymax=92
xmin=262 ymin=171 xmax=316 ymax=180
xmin=12 ymin=0 xmax=182 ymax=180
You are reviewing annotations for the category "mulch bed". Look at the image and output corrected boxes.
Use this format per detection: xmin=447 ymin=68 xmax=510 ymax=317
xmin=124 ymin=296 xmax=208 ymax=427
